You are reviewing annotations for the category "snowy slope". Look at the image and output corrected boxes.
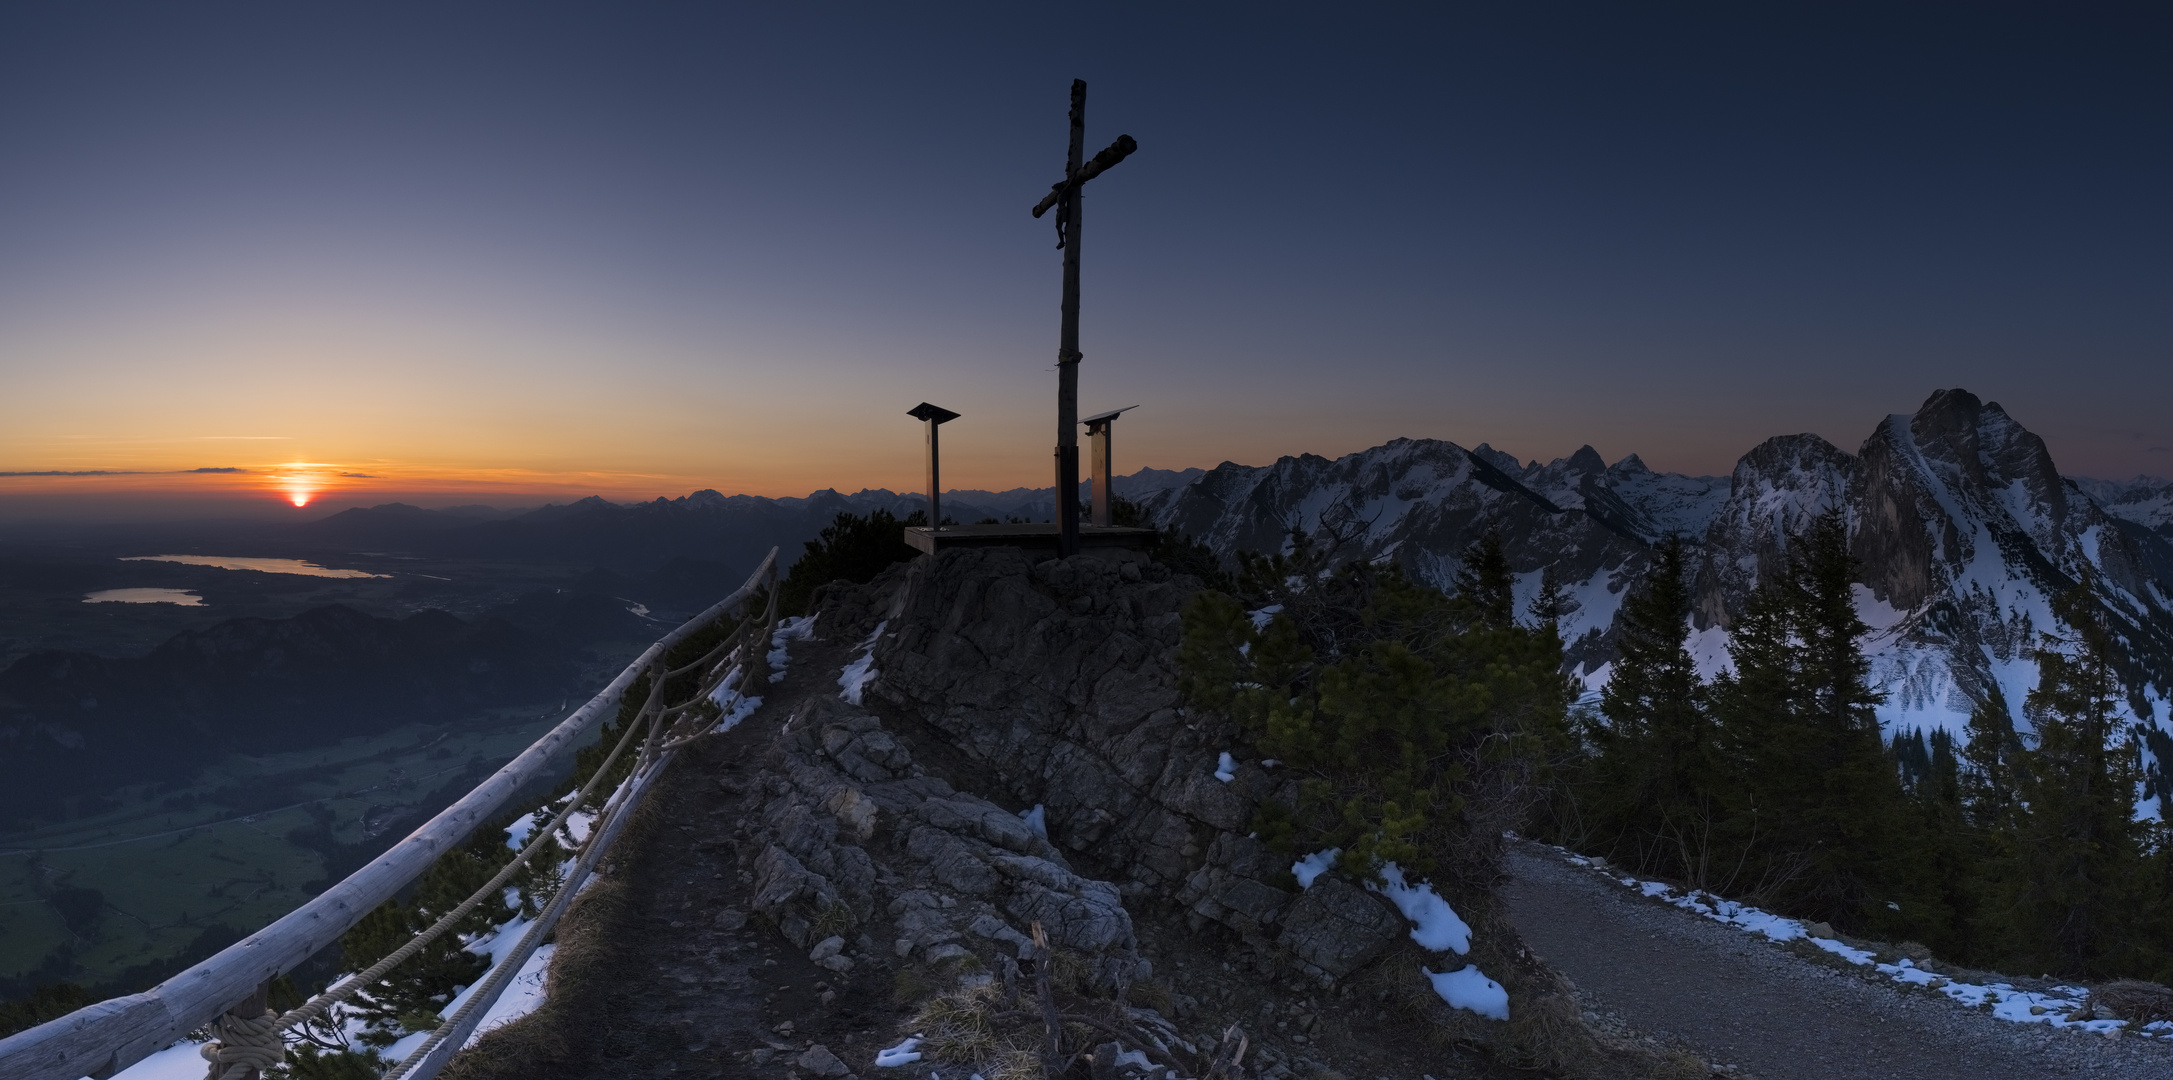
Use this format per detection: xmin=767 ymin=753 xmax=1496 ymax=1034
xmin=2074 ymin=476 xmax=2173 ymax=539
xmin=1135 ymin=438 xmax=1699 ymax=674
xmin=1127 ymin=391 xmax=2173 ymax=761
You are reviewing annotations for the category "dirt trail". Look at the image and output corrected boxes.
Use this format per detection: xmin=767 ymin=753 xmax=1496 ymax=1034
xmin=1501 ymin=845 xmax=2173 ymax=1080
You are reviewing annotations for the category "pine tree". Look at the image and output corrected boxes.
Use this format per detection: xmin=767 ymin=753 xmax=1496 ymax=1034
xmin=1706 ymin=566 xmax=1805 ymax=899
xmin=1958 ymin=682 xmax=2025 ymax=833
xmin=1585 ymin=537 xmax=1718 ymax=882
xmin=1905 ymin=727 xmax=1978 ymax=959
xmin=1528 ymin=562 xmax=1574 ymax=634
xmin=1453 ymin=532 xmax=1515 ymax=630
xmin=1999 ymin=581 xmax=2152 ymax=977
xmin=1789 ymin=510 xmax=1922 ymax=933
xmin=1708 ymin=510 xmax=1938 ymax=938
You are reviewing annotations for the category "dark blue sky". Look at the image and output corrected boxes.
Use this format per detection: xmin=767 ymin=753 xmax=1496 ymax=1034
xmin=2 ymin=2 xmax=2167 ymax=507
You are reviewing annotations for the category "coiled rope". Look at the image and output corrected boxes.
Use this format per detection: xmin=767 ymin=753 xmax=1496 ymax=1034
xmin=199 ymin=1009 xmax=284 ymax=1077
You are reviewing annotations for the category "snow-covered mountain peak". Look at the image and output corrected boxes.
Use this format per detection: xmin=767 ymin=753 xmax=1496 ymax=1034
xmin=1469 ymin=443 xmax=1526 ymax=476
xmin=1134 ymin=390 xmax=2171 ymax=747
xmin=2074 ymin=475 xmax=2173 ymax=540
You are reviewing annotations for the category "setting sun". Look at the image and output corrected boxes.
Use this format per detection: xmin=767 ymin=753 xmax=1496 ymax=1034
xmin=263 ymin=463 xmax=341 ymax=509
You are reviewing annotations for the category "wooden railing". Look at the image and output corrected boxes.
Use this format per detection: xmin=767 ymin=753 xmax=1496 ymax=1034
xmin=0 ymin=548 xmax=780 ymax=1080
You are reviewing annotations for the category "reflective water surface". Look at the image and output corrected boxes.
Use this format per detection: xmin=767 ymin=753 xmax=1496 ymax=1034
xmin=84 ymin=587 xmax=205 ymax=606
xmin=118 ymin=555 xmax=389 ymax=579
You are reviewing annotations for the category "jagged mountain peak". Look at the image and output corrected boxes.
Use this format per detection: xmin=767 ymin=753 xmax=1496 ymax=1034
xmin=2075 ymin=475 xmax=2173 ymax=539
xmin=1563 ymin=445 xmax=1608 ymax=474
xmin=1692 ymin=434 xmax=1855 ymax=629
xmin=1469 ymin=442 xmax=1525 ymax=476
xmin=1685 ymin=390 xmax=2173 ymax=734
xmin=1137 ymin=392 xmax=2170 ymax=743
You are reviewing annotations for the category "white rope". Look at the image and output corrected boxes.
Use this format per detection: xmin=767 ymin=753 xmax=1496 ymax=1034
xmin=249 ymin=562 xmax=773 ymax=1077
xmin=380 ymin=556 xmax=779 ymax=1080
xmin=261 ymin=668 xmax=667 ymax=1045
xmin=381 ymin=717 xmax=672 ymax=1080
xmin=200 ymin=1010 xmax=283 ymax=1078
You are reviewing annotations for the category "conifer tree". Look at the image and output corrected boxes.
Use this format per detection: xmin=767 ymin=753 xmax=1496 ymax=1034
xmin=1585 ymin=537 xmax=1717 ymax=882
xmin=1706 ymin=510 xmax=1939 ymax=938
xmin=1786 ymin=510 xmax=1924 ymax=932
xmin=1707 ymin=550 xmax=1814 ymax=899
xmin=1453 ymin=532 xmax=1515 ymax=630
xmin=1999 ymin=581 xmax=2152 ymax=977
xmin=1958 ymin=682 xmax=2025 ymax=833
xmin=1529 ymin=562 xmax=1574 ymax=634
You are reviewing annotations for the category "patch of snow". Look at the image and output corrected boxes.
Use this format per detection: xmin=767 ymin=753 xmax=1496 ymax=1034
xmin=769 ymin=614 xmax=818 ymax=684
xmin=103 ymin=1038 xmax=215 ymax=1080
xmin=504 ymin=811 xmax=539 ymax=851
xmin=1685 ymin=622 xmax=1733 ymax=682
xmin=1214 ymin=752 xmax=1237 ymax=782
xmin=838 ymin=620 xmax=887 ymax=705
xmin=874 ymin=1036 xmax=924 ymax=1067
xmin=1019 ymin=804 xmax=1047 ymax=841
xmin=1851 ymin=583 xmax=1909 ymax=634
xmin=1423 ymin=964 xmax=1509 ymax=1021
xmin=462 ymin=943 xmax=556 ymax=1046
xmin=1248 ymin=604 xmax=1283 ymax=631
xmin=705 ymin=666 xmax=764 ymax=735
xmin=1559 ymin=846 xmax=2165 ymax=1037
xmin=1292 ymin=848 xmax=1340 ymax=889
xmin=1373 ymin=862 xmax=1473 ymax=954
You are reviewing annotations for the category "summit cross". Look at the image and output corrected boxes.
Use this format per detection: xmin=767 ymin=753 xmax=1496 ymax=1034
xmin=1030 ymin=78 xmax=1137 ymax=557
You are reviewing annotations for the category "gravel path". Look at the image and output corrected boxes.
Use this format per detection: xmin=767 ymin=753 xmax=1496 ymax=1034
xmin=1501 ymin=844 xmax=2173 ymax=1079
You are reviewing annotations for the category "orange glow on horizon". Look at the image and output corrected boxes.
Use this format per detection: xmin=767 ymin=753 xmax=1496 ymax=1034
xmin=261 ymin=462 xmax=342 ymax=509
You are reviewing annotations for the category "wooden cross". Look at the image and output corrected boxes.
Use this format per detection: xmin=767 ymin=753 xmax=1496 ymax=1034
xmin=1030 ymin=79 xmax=1136 ymax=557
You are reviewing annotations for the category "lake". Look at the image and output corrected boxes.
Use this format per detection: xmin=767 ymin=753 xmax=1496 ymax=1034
xmin=83 ymin=588 xmax=205 ymax=606
xmin=118 ymin=555 xmax=390 ymax=579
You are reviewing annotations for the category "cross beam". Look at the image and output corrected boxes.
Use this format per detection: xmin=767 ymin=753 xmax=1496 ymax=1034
xmin=1030 ymin=78 xmax=1136 ymax=557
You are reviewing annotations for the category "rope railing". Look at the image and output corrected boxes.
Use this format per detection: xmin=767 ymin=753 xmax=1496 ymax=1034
xmin=0 ymin=547 xmax=781 ymax=1080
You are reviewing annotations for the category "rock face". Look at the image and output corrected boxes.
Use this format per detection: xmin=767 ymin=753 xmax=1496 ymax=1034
xmin=1690 ymin=433 xmax=1857 ymax=629
xmin=854 ymin=547 xmax=1420 ymax=985
xmin=1687 ymin=390 xmax=2173 ymax=732
xmin=737 ymin=692 xmax=1147 ymax=990
xmin=1135 ymin=438 xmax=1680 ymax=674
xmin=2074 ymin=476 xmax=2173 ymax=542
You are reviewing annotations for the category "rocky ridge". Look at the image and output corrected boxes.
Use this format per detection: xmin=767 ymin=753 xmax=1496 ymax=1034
xmin=453 ymin=544 xmax=1716 ymax=1080
xmin=1133 ymin=390 xmax=2173 ymax=746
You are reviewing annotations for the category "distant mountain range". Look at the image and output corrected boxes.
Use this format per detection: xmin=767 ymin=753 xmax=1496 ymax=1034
xmin=1135 ymin=389 xmax=2173 ymax=754
xmin=273 ymin=467 xmax=1208 ymax=587
xmin=35 ymin=399 xmax=2170 ymax=767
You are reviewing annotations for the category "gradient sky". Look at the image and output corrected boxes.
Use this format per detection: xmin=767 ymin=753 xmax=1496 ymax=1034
xmin=3 ymin=2 xmax=2168 ymax=516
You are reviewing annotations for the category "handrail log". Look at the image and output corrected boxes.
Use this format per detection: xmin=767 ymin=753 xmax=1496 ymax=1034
xmin=0 ymin=547 xmax=778 ymax=1080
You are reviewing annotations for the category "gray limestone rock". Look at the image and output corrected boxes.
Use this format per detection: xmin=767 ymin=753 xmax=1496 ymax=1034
xmin=1275 ymin=877 xmax=1406 ymax=977
xmin=795 ymin=1044 xmax=851 ymax=1078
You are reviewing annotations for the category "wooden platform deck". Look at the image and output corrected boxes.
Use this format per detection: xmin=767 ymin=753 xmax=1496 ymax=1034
xmin=902 ymin=523 xmax=1157 ymax=556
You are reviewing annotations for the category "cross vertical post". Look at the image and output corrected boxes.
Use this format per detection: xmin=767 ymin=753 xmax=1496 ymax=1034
xmin=1030 ymin=79 xmax=1135 ymax=557
xmin=1054 ymin=80 xmax=1087 ymax=556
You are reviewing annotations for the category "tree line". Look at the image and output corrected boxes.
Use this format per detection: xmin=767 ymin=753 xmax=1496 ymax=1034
xmin=1553 ymin=509 xmax=2173 ymax=983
